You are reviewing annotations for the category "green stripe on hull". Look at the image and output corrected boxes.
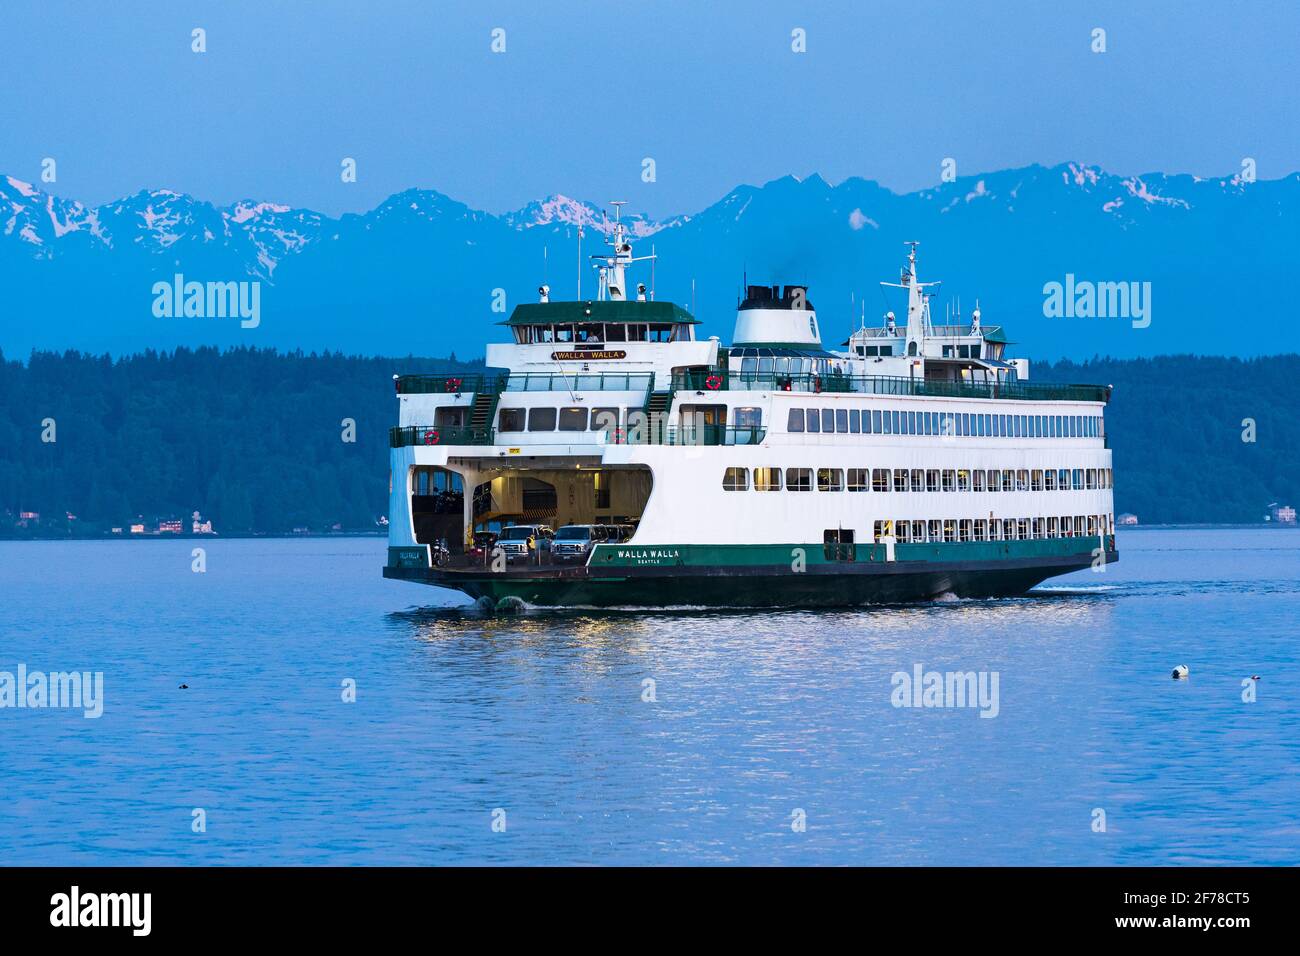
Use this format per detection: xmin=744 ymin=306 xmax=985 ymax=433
xmin=590 ymin=537 xmax=1108 ymax=568
xmin=383 ymin=538 xmax=1117 ymax=608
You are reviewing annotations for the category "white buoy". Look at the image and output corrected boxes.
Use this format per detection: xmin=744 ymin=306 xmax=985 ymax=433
xmin=1171 ymin=664 xmax=1189 ymax=680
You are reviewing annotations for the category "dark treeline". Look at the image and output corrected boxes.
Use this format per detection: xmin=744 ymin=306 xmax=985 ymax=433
xmin=0 ymin=347 xmax=481 ymax=536
xmin=1036 ymin=354 xmax=1299 ymax=523
xmin=0 ymin=348 xmax=1295 ymax=536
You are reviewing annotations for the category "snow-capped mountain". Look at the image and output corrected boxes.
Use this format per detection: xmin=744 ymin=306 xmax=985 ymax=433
xmin=2 ymin=164 xmax=1297 ymax=360
xmin=504 ymin=194 xmax=684 ymax=238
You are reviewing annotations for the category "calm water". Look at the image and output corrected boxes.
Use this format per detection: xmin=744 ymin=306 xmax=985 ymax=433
xmin=1 ymin=528 xmax=1297 ymax=865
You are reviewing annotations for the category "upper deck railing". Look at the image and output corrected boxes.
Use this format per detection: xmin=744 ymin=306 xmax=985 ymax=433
xmin=673 ymin=368 xmax=1109 ymax=403
xmin=395 ymin=373 xmax=507 ymax=395
xmin=390 ymin=425 xmax=495 ymax=447
xmin=504 ymin=372 xmax=654 ymax=393
xmin=389 ymin=423 xmax=764 ymax=448
xmin=395 ymin=372 xmax=654 ymax=395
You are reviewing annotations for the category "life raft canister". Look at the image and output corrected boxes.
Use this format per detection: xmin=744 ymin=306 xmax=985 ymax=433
xmin=423 ymin=428 xmax=440 ymax=445
xmin=705 ymin=374 xmax=723 ymax=391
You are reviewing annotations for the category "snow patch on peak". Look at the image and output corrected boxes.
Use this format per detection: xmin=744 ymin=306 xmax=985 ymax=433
xmin=1121 ymin=177 xmax=1190 ymax=209
xmin=6 ymin=176 xmax=41 ymax=198
xmin=848 ymin=208 xmax=878 ymax=231
xmin=1066 ymin=163 xmax=1101 ymax=187
xmin=228 ymin=200 xmax=291 ymax=223
xmin=964 ymin=180 xmax=989 ymax=202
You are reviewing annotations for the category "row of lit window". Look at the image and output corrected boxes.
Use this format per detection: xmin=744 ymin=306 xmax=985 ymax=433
xmin=786 ymin=407 xmax=1103 ymax=439
xmin=722 ymin=467 xmax=1114 ymax=492
xmin=493 ymin=406 xmax=764 ymax=432
xmin=868 ymin=514 xmax=1113 ymax=543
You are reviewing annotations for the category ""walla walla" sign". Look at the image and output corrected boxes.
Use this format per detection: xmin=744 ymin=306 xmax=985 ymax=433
xmin=550 ymin=350 xmax=627 ymax=361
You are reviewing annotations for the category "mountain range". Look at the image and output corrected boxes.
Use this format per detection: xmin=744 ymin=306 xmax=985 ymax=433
xmin=3 ymin=163 xmax=1297 ymax=361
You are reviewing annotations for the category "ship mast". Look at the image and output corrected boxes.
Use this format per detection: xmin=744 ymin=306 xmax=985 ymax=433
xmin=880 ymin=241 xmax=941 ymax=358
xmin=592 ymin=201 xmax=656 ymax=301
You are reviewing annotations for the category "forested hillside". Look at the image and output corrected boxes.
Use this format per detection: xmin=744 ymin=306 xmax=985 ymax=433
xmin=0 ymin=348 xmax=1295 ymax=535
xmin=0 ymin=347 xmax=480 ymax=536
xmin=1036 ymin=355 xmax=1299 ymax=523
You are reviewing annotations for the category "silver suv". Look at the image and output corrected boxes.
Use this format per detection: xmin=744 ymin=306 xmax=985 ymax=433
xmin=551 ymin=525 xmax=606 ymax=564
xmin=496 ymin=525 xmax=555 ymax=564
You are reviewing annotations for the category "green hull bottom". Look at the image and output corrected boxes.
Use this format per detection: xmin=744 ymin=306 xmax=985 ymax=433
xmin=383 ymin=546 xmax=1118 ymax=609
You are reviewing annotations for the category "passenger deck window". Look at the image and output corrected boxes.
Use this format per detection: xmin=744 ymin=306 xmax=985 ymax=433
xmin=722 ymin=467 xmax=749 ymax=491
xmin=787 ymin=408 xmax=805 ymax=432
xmin=499 ymin=407 xmax=525 ymax=431
xmin=754 ymin=468 xmax=782 ymax=492
xmin=786 ymin=468 xmax=812 ymax=492
xmin=817 ymin=468 xmax=843 ymax=492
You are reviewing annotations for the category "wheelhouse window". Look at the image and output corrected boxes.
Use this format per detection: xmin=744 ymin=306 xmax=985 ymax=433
xmin=527 ymin=407 xmax=557 ymax=431
xmin=722 ymin=467 xmax=749 ymax=491
xmin=754 ymin=468 xmax=782 ymax=491
xmin=558 ymin=407 xmax=587 ymax=431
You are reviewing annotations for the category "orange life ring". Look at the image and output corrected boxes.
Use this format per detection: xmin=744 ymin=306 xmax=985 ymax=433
xmin=444 ymin=377 xmax=462 ymax=393
xmin=423 ymin=429 xmax=440 ymax=445
xmin=812 ymin=375 xmax=822 ymax=394
xmin=705 ymin=374 xmax=723 ymax=391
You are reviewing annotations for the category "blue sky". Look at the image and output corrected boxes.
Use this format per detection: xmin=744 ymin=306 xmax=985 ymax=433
xmin=3 ymin=0 xmax=1297 ymax=217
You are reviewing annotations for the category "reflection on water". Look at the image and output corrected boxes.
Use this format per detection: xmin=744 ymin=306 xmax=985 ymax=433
xmin=0 ymin=529 xmax=1297 ymax=865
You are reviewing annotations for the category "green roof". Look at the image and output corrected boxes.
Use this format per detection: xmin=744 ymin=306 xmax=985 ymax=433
xmin=502 ymin=300 xmax=699 ymax=326
xmin=981 ymin=326 xmax=1011 ymax=344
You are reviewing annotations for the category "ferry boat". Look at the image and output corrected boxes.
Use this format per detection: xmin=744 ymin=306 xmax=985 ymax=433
xmin=383 ymin=207 xmax=1118 ymax=607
